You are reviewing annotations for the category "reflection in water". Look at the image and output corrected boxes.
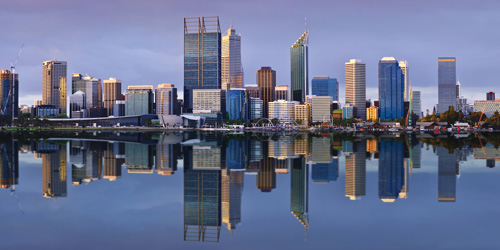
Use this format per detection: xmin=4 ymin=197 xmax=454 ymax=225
xmin=2 ymin=132 xmax=500 ymax=245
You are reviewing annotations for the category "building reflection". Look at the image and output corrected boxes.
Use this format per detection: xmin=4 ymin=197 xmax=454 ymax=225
xmin=125 ymin=143 xmax=154 ymax=174
xmin=437 ymin=146 xmax=458 ymax=202
xmin=344 ymin=139 xmax=366 ymax=200
xmin=257 ymin=141 xmax=276 ymax=192
xmin=0 ymin=138 xmax=19 ymax=189
xmin=222 ymin=169 xmax=243 ymax=234
xmin=40 ymin=141 xmax=67 ymax=198
xmin=311 ymin=137 xmax=338 ymax=183
xmin=290 ymin=157 xmax=308 ymax=231
xmin=70 ymin=141 xmax=102 ymax=185
xmin=378 ymin=140 xmax=405 ymax=203
xmin=103 ymin=142 xmax=123 ymax=181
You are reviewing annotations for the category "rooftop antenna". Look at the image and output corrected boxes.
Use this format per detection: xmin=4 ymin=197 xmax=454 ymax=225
xmin=305 ymin=17 xmax=307 ymax=31
xmin=230 ymin=19 xmax=233 ymax=29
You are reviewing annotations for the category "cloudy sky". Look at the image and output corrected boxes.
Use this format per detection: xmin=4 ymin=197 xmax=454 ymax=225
xmin=1 ymin=0 xmax=499 ymax=112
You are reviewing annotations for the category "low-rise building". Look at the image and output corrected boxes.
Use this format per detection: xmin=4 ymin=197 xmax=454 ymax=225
xmin=342 ymin=104 xmax=354 ymax=119
xmin=310 ymin=96 xmax=333 ymax=123
xmin=332 ymin=109 xmax=342 ymax=120
xmin=294 ymin=104 xmax=311 ymax=126
xmin=366 ymin=106 xmax=379 ymax=122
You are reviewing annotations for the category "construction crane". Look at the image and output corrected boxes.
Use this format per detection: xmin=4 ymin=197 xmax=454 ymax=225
xmin=477 ymin=104 xmax=486 ymax=128
xmin=3 ymin=44 xmax=24 ymax=118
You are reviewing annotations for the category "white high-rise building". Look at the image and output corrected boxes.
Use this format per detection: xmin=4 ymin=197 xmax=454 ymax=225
xmin=399 ymin=60 xmax=409 ymax=101
xmin=268 ymin=100 xmax=299 ymax=124
xmin=222 ymin=23 xmax=243 ymax=90
xmin=345 ymin=59 xmax=366 ymax=120
xmin=275 ymin=85 xmax=291 ymax=101
xmin=411 ymin=91 xmax=421 ymax=118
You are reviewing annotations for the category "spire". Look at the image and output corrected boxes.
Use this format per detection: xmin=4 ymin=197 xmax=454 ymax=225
xmin=230 ymin=19 xmax=233 ymax=29
xmin=305 ymin=16 xmax=307 ymax=32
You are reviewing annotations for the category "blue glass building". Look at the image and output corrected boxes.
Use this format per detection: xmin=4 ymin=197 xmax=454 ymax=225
xmin=226 ymin=88 xmax=248 ymax=120
xmin=183 ymin=17 xmax=221 ymax=112
xmin=378 ymin=140 xmax=404 ymax=202
xmin=342 ymin=105 xmax=354 ymax=119
xmin=290 ymin=25 xmax=309 ymax=103
xmin=311 ymin=76 xmax=338 ymax=101
xmin=438 ymin=57 xmax=457 ymax=114
xmin=226 ymin=139 xmax=247 ymax=170
xmin=378 ymin=57 xmax=404 ymax=120
xmin=0 ymin=70 xmax=19 ymax=118
xmin=311 ymin=159 xmax=338 ymax=183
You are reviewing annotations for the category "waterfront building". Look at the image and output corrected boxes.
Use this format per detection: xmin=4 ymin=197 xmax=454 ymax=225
xmin=69 ymin=91 xmax=86 ymax=118
xmin=183 ymin=16 xmax=221 ymax=112
xmin=294 ymin=104 xmax=311 ymax=126
xmin=345 ymin=140 xmax=366 ymax=200
xmin=310 ymin=95 xmax=332 ymax=123
xmin=487 ymin=92 xmax=495 ymax=101
xmin=268 ymin=100 xmax=299 ymax=124
xmin=193 ymin=89 xmax=226 ymax=114
xmin=34 ymin=105 xmax=59 ymax=118
xmin=125 ymin=85 xmax=154 ymax=116
xmin=342 ymin=104 xmax=354 ymax=119
xmin=222 ymin=23 xmax=243 ymax=90
xmin=244 ymin=86 xmax=262 ymax=99
xmin=379 ymin=57 xmax=404 ymax=120
xmin=312 ymin=76 xmax=338 ymax=101
xmin=275 ymin=85 xmax=291 ymax=101
xmin=155 ymin=84 xmax=178 ymax=115
xmin=399 ymin=61 xmax=409 ymax=101
xmin=249 ymin=97 xmax=263 ymax=120
xmin=257 ymin=67 xmax=276 ymax=118
xmin=226 ymin=88 xmax=248 ymax=120
xmin=72 ymin=74 xmax=102 ymax=109
xmin=345 ymin=59 xmax=366 ymax=119
xmin=378 ymin=140 xmax=405 ymax=202
xmin=103 ymin=78 xmax=122 ymax=117
xmin=438 ymin=57 xmax=457 ymax=113
xmin=332 ymin=109 xmax=342 ymax=120
xmin=0 ymin=70 xmax=19 ymax=118
xmin=366 ymin=106 xmax=379 ymax=122
xmin=290 ymin=23 xmax=309 ymax=103
xmin=473 ymin=100 xmax=500 ymax=118
xmin=412 ymin=91 xmax=421 ymax=118
xmin=42 ymin=60 xmax=67 ymax=114
xmin=113 ymin=100 xmax=125 ymax=117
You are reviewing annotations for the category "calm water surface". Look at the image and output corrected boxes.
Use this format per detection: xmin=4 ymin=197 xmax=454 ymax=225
xmin=0 ymin=131 xmax=499 ymax=250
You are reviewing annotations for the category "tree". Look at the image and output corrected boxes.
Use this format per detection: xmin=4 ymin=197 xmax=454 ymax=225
xmin=295 ymin=119 xmax=302 ymax=125
xmin=57 ymin=113 xmax=68 ymax=118
xmin=271 ymin=118 xmax=280 ymax=126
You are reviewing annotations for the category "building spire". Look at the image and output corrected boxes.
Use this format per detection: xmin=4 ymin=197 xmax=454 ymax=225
xmin=305 ymin=16 xmax=307 ymax=32
xmin=230 ymin=19 xmax=233 ymax=29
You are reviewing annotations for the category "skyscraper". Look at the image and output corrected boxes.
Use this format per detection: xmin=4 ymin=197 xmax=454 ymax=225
xmin=222 ymin=22 xmax=243 ymax=90
xmin=0 ymin=70 xmax=19 ymax=118
xmin=378 ymin=140 xmax=404 ymax=203
xmin=345 ymin=59 xmax=366 ymax=120
xmin=311 ymin=76 xmax=339 ymax=101
xmin=125 ymin=85 xmax=154 ymax=116
xmin=42 ymin=60 xmax=67 ymax=114
xmin=290 ymin=21 xmax=309 ymax=103
xmin=226 ymin=88 xmax=248 ymax=120
xmin=184 ymin=16 xmax=221 ymax=112
xmin=412 ymin=91 xmax=421 ymax=118
xmin=379 ymin=57 xmax=404 ymax=120
xmin=399 ymin=61 xmax=409 ymax=102
xmin=155 ymin=84 xmax=178 ymax=115
xmin=275 ymin=85 xmax=291 ymax=101
xmin=256 ymin=66 xmax=276 ymax=118
xmin=103 ymin=78 xmax=122 ymax=117
xmin=72 ymin=74 xmax=102 ymax=109
xmin=438 ymin=57 xmax=457 ymax=113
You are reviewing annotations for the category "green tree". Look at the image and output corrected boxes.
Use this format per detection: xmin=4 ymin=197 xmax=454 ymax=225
xmin=57 ymin=113 xmax=68 ymax=118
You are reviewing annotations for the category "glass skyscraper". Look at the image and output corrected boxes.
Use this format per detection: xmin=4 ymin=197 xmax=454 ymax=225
xmin=311 ymin=76 xmax=338 ymax=101
xmin=0 ymin=70 xmax=19 ymax=118
xmin=184 ymin=17 xmax=221 ymax=112
xmin=438 ymin=57 xmax=457 ymax=114
xmin=226 ymin=88 xmax=248 ymax=120
xmin=378 ymin=57 xmax=404 ymax=120
xmin=125 ymin=86 xmax=154 ymax=116
xmin=290 ymin=23 xmax=309 ymax=103
xmin=222 ymin=23 xmax=243 ymax=89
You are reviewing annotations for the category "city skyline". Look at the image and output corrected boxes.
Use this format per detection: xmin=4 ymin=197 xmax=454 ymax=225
xmin=2 ymin=1 xmax=499 ymax=113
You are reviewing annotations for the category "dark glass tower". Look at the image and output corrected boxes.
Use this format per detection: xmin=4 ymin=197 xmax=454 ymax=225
xmin=379 ymin=57 xmax=405 ymax=120
xmin=290 ymin=22 xmax=309 ymax=103
xmin=378 ymin=140 xmax=404 ymax=202
xmin=0 ymin=70 xmax=19 ymax=118
xmin=438 ymin=57 xmax=457 ymax=114
xmin=183 ymin=17 xmax=221 ymax=112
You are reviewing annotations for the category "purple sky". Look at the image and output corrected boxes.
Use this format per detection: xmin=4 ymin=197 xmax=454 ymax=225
xmin=1 ymin=0 xmax=499 ymax=112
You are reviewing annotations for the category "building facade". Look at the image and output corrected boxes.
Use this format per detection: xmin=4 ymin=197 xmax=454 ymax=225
xmin=249 ymin=97 xmax=263 ymax=121
xmin=103 ymin=78 xmax=122 ymax=117
xmin=312 ymin=76 xmax=338 ymax=101
xmin=473 ymin=100 xmax=500 ymax=118
xmin=268 ymin=100 xmax=299 ymax=124
xmin=256 ymin=67 xmax=276 ymax=118
xmin=399 ymin=61 xmax=409 ymax=102
xmin=487 ymin=92 xmax=495 ymax=101
xmin=342 ymin=104 xmax=354 ymax=119
xmin=226 ymin=88 xmax=248 ymax=120
xmin=366 ymin=106 xmax=379 ymax=122
xmin=42 ymin=60 xmax=67 ymax=115
xmin=193 ymin=89 xmax=226 ymax=114
xmin=0 ymin=70 xmax=19 ymax=118
xmin=69 ymin=91 xmax=86 ymax=118
xmin=72 ymin=74 xmax=102 ymax=109
xmin=310 ymin=95 xmax=332 ymax=123
xmin=125 ymin=85 xmax=154 ymax=116
xmin=155 ymin=84 xmax=177 ymax=115
xmin=345 ymin=59 xmax=366 ymax=120
xmin=379 ymin=57 xmax=404 ymax=120
xmin=294 ymin=104 xmax=310 ymax=126
xmin=290 ymin=24 xmax=309 ymax=104
xmin=222 ymin=23 xmax=243 ymax=89
xmin=244 ymin=86 xmax=262 ymax=99
xmin=275 ymin=85 xmax=290 ymax=101
xmin=183 ymin=16 xmax=221 ymax=112
xmin=438 ymin=57 xmax=457 ymax=113
xmin=411 ymin=91 xmax=421 ymax=118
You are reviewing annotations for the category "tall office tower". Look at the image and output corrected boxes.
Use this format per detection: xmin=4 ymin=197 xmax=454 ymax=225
xmin=257 ymin=66 xmax=276 ymax=118
xmin=0 ymin=70 xmax=19 ymax=118
xmin=72 ymin=74 xmax=102 ymax=109
xmin=344 ymin=140 xmax=366 ymax=200
xmin=244 ymin=86 xmax=262 ymax=99
xmin=438 ymin=57 xmax=457 ymax=113
xmin=184 ymin=17 xmax=221 ymax=112
xmin=437 ymin=146 xmax=457 ymax=202
xmin=0 ymin=138 xmax=19 ymax=189
xmin=155 ymin=84 xmax=178 ymax=115
xmin=310 ymin=95 xmax=333 ymax=123
xmin=312 ymin=76 xmax=339 ymax=101
xmin=222 ymin=23 xmax=243 ymax=90
xmin=275 ymin=85 xmax=291 ymax=101
xmin=103 ymin=78 xmax=122 ymax=117
xmin=412 ymin=91 xmax=421 ymax=118
xmin=378 ymin=140 xmax=404 ymax=203
xmin=399 ymin=61 xmax=409 ymax=101
xmin=290 ymin=157 xmax=308 ymax=231
xmin=345 ymin=59 xmax=366 ymax=119
xmin=193 ymin=89 xmax=226 ymax=114
xmin=42 ymin=60 xmax=67 ymax=114
xmin=226 ymin=88 xmax=248 ymax=120
xmin=222 ymin=169 xmax=243 ymax=232
xmin=125 ymin=85 xmax=154 ymax=116
xmin=42 ymin=142 xmax=67 ymax=198
xmin=487 ymin=92 xmax=495 ymax=101
xmin=103 ymin=143 xmax=121 ymax=181
xmin=290 ymin=21 xmax=309 ymax=103
xmin=379 ymin=57 xmax=404 ymax=120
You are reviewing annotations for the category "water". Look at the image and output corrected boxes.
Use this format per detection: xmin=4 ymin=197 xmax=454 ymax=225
xmin=1 ymin=131 xmax=499 ymax=250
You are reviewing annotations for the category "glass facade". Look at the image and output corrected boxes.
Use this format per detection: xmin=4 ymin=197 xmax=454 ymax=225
xmin=311 ymin=77 xmax=338 ymax=101
xmin=226 ymin=89 xmax=248 ymax=120
xmin=184 ymin=17 xmax=221 ymax=112
xmin=438 ymin=57 xmax=457 ymax=114
xmin=125 ymin=87 xmax=154 ymax=116
xmin=0 ymin=71 xmax=19 ymax=117
xmin=290 ymin=30 xmax=309 ymax=103
xmin=378 ymin=140 xmax=404 ymax=202
xmin=378 ymin=58 xmax=404 ymax=120
xmin=71 ymin=74 xmax=102 ymax=109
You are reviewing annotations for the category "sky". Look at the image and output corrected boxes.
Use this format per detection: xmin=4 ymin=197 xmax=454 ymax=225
xmin=1 ymin=0 xmax=500 ymax=112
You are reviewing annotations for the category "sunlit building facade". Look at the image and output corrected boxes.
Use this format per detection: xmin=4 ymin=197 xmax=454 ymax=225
xmin=222 ymin=23 xmax=243 ymax=90
xmin=103 ymin=78 xmax=122 ymax=117
xmin=43 ymin=60 xmax=67 ymax=115
xmin=345 ymin=59 xmax=366 ymax=119
xmin=257 ymin=67 xmax=276 ymax=118
xmin=290 ymin=26 xmax=309 ymax=103
xmin=155 ymin=84 xmax=178 ymax=115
